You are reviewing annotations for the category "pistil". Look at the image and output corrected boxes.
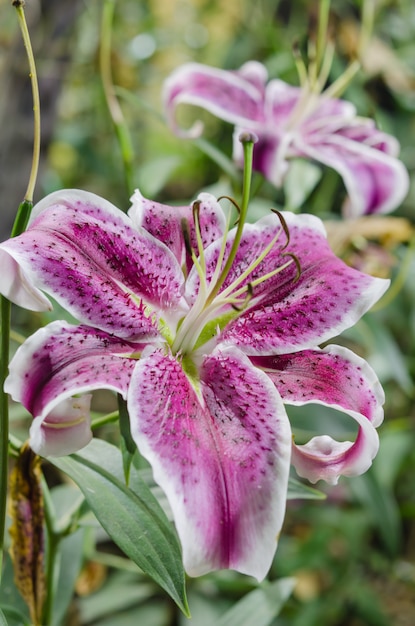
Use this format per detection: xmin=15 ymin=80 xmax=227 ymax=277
xmin=171 ymin=136 xmax=299 ymax=357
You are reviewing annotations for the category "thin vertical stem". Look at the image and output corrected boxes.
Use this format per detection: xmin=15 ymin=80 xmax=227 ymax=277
xmin=316 ymin=0 xmax=331 ymax=71
xmin=41 ymin=478 xmax=59 ymax=626
xmin=0 ymin=0 xmax=40 ymax=582
xmin=0 ymin=296 xmax=11 ymax=580
xmin=14 ymin=1 xmax=41 ymax=205
xmin=100 ymin=0 xmax=135 ymax=197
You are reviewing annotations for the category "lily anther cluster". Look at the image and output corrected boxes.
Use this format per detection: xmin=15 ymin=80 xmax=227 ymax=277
xmin=0 ymin=185 xmax=388 ymax=579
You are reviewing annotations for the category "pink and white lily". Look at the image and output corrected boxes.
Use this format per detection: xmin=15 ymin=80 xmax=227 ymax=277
xmin=163 ymin=61 xmax=409 ymax=217
xmin=1 ymin=188 xmax=388 ymax=579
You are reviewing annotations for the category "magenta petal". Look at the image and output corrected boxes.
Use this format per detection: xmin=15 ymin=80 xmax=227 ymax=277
xmin=128 ymin=345 xmax=291 ymax=580
xmin=220 ymin=212 xmax=389 ymax=354
xmin=129 ymin=189 xmax=226 ymax=269
xmin=252 ymin=345 xmax=384 ymax=484
xmin=0 ymin=190 xmax=185 ymax=337
xmin=163 ymin=62 xmax=266 ymax=138
xmin=5 ymin=321 xmax=139 ymax=456
xmin=297 ymin=129 xmax=409 ymax=216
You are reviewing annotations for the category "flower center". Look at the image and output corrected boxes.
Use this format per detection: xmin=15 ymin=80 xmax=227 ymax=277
xmin=171 ymin=202 xmax=296 ymax=357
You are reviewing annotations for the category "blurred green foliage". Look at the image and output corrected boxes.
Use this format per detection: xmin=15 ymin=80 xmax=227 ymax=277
xmin=1 ymin=0 xmax=415 ymax=624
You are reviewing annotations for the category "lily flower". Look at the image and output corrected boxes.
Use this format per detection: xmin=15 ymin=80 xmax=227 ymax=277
xmin=1 ymin=182 xmax=387 ymax=580
xmin=163 ymin=60 xmax=409 ymax=217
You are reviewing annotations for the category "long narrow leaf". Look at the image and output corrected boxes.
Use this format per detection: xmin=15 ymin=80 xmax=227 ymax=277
xmin=49 ymin=440 xmax=189 ymax=615
xmin=217 ymin=577 xmax=295 ymax=626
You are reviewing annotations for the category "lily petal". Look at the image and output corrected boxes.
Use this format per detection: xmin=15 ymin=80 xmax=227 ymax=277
xmin=0 ymin=190 xmax=185 ymax=338
xmin=128 ymin=345 xmax=291 ymax=580
xmin=30 ymin=395 xmax=93 ymax=457
xmin=129 ymin=189 xmax=226 ymax=269
xmin=163 ymin=62 xmax=266 ymax=138
xmin=296 ymin=128 xmax=410 ymax=217
xmin=251 ymin=345 xmax=384 ymax=484
xmin=5 ymin=321 xmax=140 ymax=456
xmin=193 ymin=211 xmax=389 ymax=353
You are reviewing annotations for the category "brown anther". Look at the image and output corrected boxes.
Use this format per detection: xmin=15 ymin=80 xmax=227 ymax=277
xmin=271 ymin=209 xmax=291 ymax=250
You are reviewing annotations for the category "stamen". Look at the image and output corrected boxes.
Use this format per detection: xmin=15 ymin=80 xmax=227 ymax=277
xmin=231 ymin=283 xmax=253 ymax=311
xmin=217 ymin=195 xmax=241 ymax=226
xmin=282 ymin=252 xmax=301 ymax=281
xmin=322 ymin=59 xmax=360 ymax=100
xmin=316 ymin=38 xmax=335 ymax=92
xmin=192 ymin=200 xmax=206 ymax=274
xmin=292 ymin=40 xmax=308 ymax=88
xmin=231 ymin=256 xmax=295 ymax=299
xmin=181 ymin=218 xmax=193 ymax=259
xmin=271 ymin=209 xmax=291 ymax=250
xmin=218 ymin=221 xmax=286 ymax=301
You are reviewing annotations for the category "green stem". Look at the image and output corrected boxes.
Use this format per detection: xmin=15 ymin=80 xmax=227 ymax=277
xmin=316 ymin=0 xmax=331 ymax=71
xmin=100 ymin=0 xmax=135 ymax=196
xmin=41 ymin=478 xmax=60 ymax=626
xmin=91 ymin=410 xmax=119 ymax=430
xmin=206 ymin=134 xmax=255 ymax=305
xmin=0 ymin=1 xmax=39 ymax=583
xmin=14 ymin=2 xmax=41 ymax=205
xmin=0 ymin=297 xmax=11 ymax=579
xmin=358 ymin=0 xmax=375 ymax=59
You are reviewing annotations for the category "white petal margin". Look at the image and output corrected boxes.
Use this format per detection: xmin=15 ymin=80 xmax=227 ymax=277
xmin=128 ymin=345 xmax=292 ymax=580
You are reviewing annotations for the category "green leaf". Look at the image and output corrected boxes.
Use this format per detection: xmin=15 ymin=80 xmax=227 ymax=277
xmin=287 ymin=477 xmax=326 ymax=500
xmin=194 ymin=137 xmax=240 ymax=182
xmin=118 ymin=395 xmax=136 ymax=482
xmin=137 ymin=156 xmax=181 ymax=197
xmin=349 ymin=468 xmax=402 ymax=557
xmin=216 ymin=577 xmax=295 ymax=626
xmin=52 ymin=528 xmax=86 ymax=626
xmin=0 ymin=605 xmax=30 ymax=626
xmin=78 ymin=570 xmax=159 ymax=623
xmin=283 ymin=159 xmax=322 ymax=211
xmin=49 ymin=440 xmax=189 ymax=616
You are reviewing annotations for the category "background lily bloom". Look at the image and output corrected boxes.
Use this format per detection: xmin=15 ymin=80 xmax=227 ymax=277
xmin=0 ymin=189 xmax=388 ymax=580
xmin=163 ymin=61 xmax=409 ymax=217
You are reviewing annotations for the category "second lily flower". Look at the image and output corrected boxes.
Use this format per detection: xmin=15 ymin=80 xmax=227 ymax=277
xmin=164 ymin=61 xmax=409 ymax=217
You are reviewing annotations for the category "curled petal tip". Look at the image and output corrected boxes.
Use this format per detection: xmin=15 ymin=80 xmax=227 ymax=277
xmin=29 ymin=395 xmax=93 ymax=457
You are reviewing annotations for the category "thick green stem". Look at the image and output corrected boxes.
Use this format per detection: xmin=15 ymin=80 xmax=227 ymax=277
xmin=100 ymin=0 xmax=135 ymax=197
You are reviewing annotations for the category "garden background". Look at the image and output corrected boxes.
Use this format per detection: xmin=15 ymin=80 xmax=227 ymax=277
xmin=1 ymin=0 xmax=415 ymax=624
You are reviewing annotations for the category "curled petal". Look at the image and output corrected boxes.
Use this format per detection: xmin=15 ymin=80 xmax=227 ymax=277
xmin=30 ymin=396 xmax=93 ymax=457
xmin=163 ymin=62 xmax=266 ymax=138
xmin=5 ymin=321 xmax=139 ymax=456
xmin=128 ymin=345 xmax=291 ymax=580
xmin=252 ymin=345 xmax=384 ymax=484
xmin=129 ymin=189 xmax=226 ymax=268
xmin=219 ymin=211 xmax=389 ymax=354
xmin=0 ymin=190 xmax=185 ymax=337
xmin=296 ymin=130 xmax=410 ymax=217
